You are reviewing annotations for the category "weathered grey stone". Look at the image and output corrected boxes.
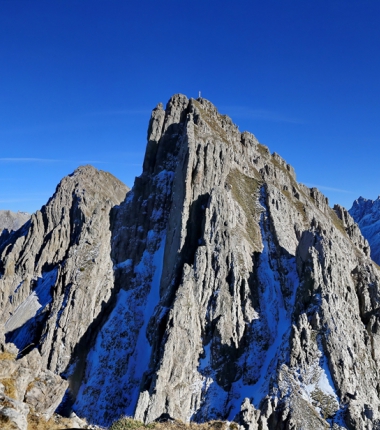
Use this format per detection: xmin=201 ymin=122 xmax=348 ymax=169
xmin=0 ymin=165 xmax=128 ymax=378
xmin=0 ymin=391 xmax=29 ymax=430
xmin=71 ymin=95 xmax=380 ymax=428
xmin=24 ymin=368 xmax=68 ymax=419
xmin=237 ymin=398 xmax=260 ymax=430
xmin=0 ymin=356 xmax=18 ymax=379
xmin=13 ymin=349 xmax=42 ymax=402
xmin=2 ymin=94 xmax=380 ymax=429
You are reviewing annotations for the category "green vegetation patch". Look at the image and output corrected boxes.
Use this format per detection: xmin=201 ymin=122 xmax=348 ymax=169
xmin=110 ymin=417 xmax=155 ymax=430
xmin=311 ymin=388 xmax=338 ymax=419
xmin=226 ymin=169 xmax=262 ymax=252
xmin=110 ymin=417 xmax=238 ymax=430
xmin=328 ymin=208 xmax=348 ymax=238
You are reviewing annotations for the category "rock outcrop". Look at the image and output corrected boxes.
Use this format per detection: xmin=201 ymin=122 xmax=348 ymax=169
xmin=1 ymin=95 xmax=380 ymax=429
xmin=0 ymin=345 xmax=68 ymax=429
xmin=349 ymin=196 xmax=380 ymax=265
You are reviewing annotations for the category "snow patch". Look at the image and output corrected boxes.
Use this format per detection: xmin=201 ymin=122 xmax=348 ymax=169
xmin=189 ymin=342 xmax=229 ymax=422
xmin=302 ymin=361 xmax=338 ymax=404
xmin=227 ymin=189 xmax=299 ymax=419
xmin=114 ymin=259 xmax=133 ymax=270
xmin=5 ymin=268 xmax=58 ymax=351
xmin=5 ymin=268 xmax=58 ymax=333
xmin=74 ymin=231 xmax=166 ymax=426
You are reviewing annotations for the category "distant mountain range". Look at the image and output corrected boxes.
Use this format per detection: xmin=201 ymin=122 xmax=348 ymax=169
xmin=0 ymin=210 xmax=30 ymax=232
xmin=349 ymin=196 xmax=380 ymax=265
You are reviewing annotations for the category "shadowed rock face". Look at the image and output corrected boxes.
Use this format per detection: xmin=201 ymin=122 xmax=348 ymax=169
xmin=2 ymin=96 xmax=380 ymax=429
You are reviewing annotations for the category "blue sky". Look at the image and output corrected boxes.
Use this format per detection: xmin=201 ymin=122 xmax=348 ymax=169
xmin=1 ymin=0 xmax=380 ymax=213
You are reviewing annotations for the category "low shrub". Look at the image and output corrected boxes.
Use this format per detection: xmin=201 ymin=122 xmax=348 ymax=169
xmin=109 ymin=417 xmax=154 ymax=429
xmin=109 ymin=417 xmax=238 ymax=430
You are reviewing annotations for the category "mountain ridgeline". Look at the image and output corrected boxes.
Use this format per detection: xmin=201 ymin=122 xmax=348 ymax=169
xmin=1 ymin=94 xmax=380 ymax=430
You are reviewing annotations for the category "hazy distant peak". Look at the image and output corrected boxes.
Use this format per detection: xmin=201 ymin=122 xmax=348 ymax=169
xmin=0 ymin=209 xmax=30 ymax=233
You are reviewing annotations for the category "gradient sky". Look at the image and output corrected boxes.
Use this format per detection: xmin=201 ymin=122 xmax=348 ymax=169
xmin=1 ymin=0 xmax=380 ymax=213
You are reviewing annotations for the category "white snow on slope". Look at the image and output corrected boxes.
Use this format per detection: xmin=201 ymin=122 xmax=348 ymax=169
xmin=114 ymin=258 xmax=133 ymax=270
xmin=190 ymin=342 xmax=229 ymax=421
xmin=126 ymin=232 xmax=166 ymax=410
xmin=74 ymin=232 xmax=166 ymax=426
xmin=192 ymin=191 xmax=299 ymax=422
xmin=5 ymin=269 xmax=58 ymax=348
xmin=227 ymin=209 xmax=299 ymax=419
xmin=303 ymin=355 xmax=338 ymax=402
xmin=277 ymin=339 xmax=342 ymax=424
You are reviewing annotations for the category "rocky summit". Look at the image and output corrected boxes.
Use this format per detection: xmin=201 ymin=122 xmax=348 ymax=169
xmin=1 ymin=95 xmax=380 ymax=430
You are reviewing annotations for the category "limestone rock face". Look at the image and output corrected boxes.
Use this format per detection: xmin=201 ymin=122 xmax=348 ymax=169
xmin=2 ymin=95 xmax=380 ymax=430
xmin=349 ymin=196 xmax=380 ymax=265
xmin=72 ymin=95 xmax=380 ymax=429
xmin=0 ymin=165 xmax=128 ymax=379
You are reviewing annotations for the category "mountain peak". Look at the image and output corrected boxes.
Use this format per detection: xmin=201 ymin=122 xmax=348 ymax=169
xmin=1 ymin=95 xmax=380 ymax=429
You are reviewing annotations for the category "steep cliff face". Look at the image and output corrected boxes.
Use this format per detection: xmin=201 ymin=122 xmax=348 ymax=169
xmin=349 ymin=196 xmax=380 ymax=265
xmin=1 ymin=95 xmax=380 ymax=430
xmin=0 ymin=165 xmax=128 ymax=379
xmin=72 ymin=95 xmax=380 ymax=429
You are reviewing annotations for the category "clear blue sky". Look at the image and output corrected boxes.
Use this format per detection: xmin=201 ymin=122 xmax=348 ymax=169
xmin=1 ymin=0 xmax=380 ymax=213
